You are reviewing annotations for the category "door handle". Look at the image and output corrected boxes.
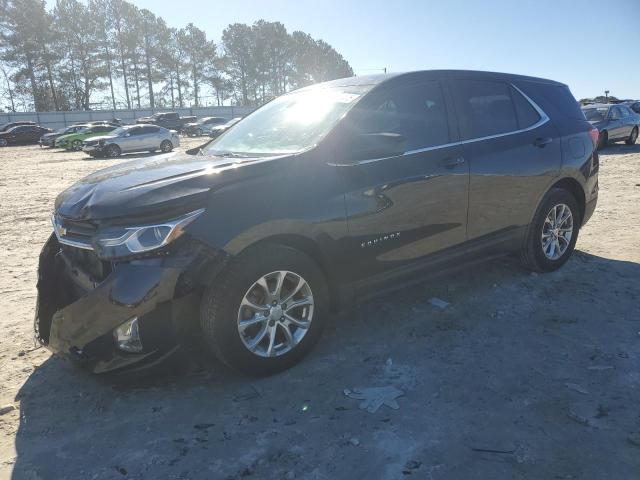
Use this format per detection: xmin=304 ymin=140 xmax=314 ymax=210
xmin=534 ymin=137 xmax=553 ymax=148
xmin=440 ymin=156 xmax=466 ymax=169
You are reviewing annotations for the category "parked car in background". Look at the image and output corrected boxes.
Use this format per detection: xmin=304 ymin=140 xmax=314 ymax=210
xmin=82 ymin=124 xmax=180 ymax=157
xmin=0 ymin=121 xmax=37 ymax=133
xmin=0 ymin=124 xmax=52 ymax=146
xmin=628 ymin=101 xmax=640 ymax=115
xmin=137 ymin=112 xmax=194 ymax=132
xmin=39 ymin=125 xmax=88 ymax=147
xmin=37 ymin=70 xmax=599 ymax=376
xmin=55 ymin=124 xmax=118 ymax=150
xmin=208 ymin=117 xmax=242 ymax=139
xmin=582 ymin=103 xmax=639 ymax=149
xmin=184 ymin=117 xmax=228 ymax=136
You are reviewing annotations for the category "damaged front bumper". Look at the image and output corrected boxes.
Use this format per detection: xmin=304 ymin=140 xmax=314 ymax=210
xmin=35 ymin=233 xmax=222 ymax=374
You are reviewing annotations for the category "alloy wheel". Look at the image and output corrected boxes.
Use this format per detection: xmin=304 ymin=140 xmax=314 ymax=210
xmin=161 ymin=141 xmax=172 ymax=152
xmin=541 ymin=203 xmax=573 ymax=260
xmin=237 ymin=270 xmax=314 ymax=358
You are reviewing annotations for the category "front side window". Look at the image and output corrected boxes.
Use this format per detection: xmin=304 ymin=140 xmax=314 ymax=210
xmin=205 ymin=85 xmax=371 ymax=156
xmin=452 ymin=79 xmax=519 ymax=139
xmin=350 ymin=81 xmax=450 ymax=151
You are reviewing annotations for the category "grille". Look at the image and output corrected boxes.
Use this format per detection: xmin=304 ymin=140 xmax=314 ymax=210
xmin=52 ymin=214 xmax=96 ymax=250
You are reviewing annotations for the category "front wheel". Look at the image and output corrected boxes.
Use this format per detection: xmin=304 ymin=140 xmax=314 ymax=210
xmin=105 ymin=144 xmax=121 ymax=158
xmin=71 ymin=139 xmax=82 ymax=151
xmin=196 ymin=128 xmax=203 ymax=136
xmin=200 ymin=244 xmax=328 ymax=376
xmin=160 ymin=140 xmax=173 ymax=153
xmin=626 ymin=127 xmax=638 ymax=145
xmin=521 ymin=188 xmax=580 ymax=272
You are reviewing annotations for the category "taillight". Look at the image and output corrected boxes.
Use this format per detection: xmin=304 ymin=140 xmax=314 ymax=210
xmin=588 ymin=126 xmax=599 ymax=148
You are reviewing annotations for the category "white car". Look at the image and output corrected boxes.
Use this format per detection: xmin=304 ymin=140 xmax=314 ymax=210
xmin=82 ymin=124 xmax=180 ymax=158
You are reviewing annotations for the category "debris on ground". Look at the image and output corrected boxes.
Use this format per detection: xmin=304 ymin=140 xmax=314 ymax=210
xmin=344 ymin=386 xmax=404 ymax=413
xmin=565 ymin=383 xmax=590 ymax=395
xmin=567 ymin=408 xmax=591 ymax=426
xmin=587 ymin=365 xmax=614 ymax=371
xmin=427 ymin=297 xmax=450 ymax=309
xmin=0 ymin=405 xmax=16 ymax=416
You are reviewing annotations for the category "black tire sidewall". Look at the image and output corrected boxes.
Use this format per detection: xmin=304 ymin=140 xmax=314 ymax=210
xmin=106 ymin=144 xmax=120 ymax=157
xmin=200 ymin=244 xmax=329 ymax=376
xmin=526 ymin=188 xmax=580 ymax=272
xmin=598 ymin=130 xmax=608 ymax=150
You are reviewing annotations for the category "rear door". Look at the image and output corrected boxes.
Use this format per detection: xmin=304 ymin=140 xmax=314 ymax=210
xmin=136 ymin=126 xmax=161 ymax=150
xmin=450 ymin=78 xmax=562 ymax=242
xmin=340 ymin=79 xmax=469 ymax=285
xmin=607 ymin=106 xmax=626 ymax=139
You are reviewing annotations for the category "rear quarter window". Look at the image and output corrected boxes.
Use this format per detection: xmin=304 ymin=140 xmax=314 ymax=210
xmin=517 ymin=82 xmax=585 ymax=122
xmin=510 ymin=86 xmax=541 ymax=129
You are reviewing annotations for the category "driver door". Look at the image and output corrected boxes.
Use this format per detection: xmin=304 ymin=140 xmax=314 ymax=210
xmin=337 ymin=80 xmax=469 ymax=289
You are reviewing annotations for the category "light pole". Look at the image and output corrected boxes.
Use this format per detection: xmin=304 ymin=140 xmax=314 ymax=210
xmin=605 ymin=90 xmax=609 ymax=102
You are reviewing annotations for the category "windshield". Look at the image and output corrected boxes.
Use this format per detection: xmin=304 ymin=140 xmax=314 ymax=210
xmin=204 ymin=85 xmax=371 ymax=156
xmin=110 ymin=126 xmax=130 ymax=136
xmin=582 ymin=107 xmax=608 ymax=122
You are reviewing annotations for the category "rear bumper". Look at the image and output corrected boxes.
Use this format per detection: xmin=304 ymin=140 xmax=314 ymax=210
xmin=35 ymin=234 xmax=207 ymax=374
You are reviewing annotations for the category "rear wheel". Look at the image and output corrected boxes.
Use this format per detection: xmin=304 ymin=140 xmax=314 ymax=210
xmin=196 ymin=128 xmax=203 ymax=136
xmin=105 ymin=144 xmax=121 ymax=158
xmin=626 ymin=127 xmax=638 ymax=145
xmin=200 ymin=244 xmax=328 ymax=376
xmin=0 ymin=139 xmax=7 ymax=147
xmin=160 ymin=140 xmax=173 ymax=152
xmin=521 ymin=188 xmax=580 ymax=272
xmin=597 ymin=130 xmax=608 ymax=150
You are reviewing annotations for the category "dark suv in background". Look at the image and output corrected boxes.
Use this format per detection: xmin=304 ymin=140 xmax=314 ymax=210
xmin=36 ymin=70 xmax=599 ymax=376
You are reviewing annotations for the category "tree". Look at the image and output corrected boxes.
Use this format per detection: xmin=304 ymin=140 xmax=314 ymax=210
xmin=179 ymin=23 xmax=216 ymax=107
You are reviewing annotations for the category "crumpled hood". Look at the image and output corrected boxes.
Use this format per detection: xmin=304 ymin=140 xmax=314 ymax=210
xmin=54 ymin=152 xmax=287 ymax=222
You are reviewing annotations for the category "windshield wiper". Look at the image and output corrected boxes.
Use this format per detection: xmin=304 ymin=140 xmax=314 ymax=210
xmin=213 ymin=151 xmax=250 ymax=158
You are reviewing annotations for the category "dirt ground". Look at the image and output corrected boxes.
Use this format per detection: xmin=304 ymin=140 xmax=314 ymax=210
xmin=0 ymin=137 xmax=639 ymax=480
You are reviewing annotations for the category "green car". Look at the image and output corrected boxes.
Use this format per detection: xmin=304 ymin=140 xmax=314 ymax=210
xmin=55 ymin=125 xmax=118 ymax=150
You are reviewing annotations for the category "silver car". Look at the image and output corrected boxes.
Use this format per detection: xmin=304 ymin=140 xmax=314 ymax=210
xmin=82 ymin=124 xmax=180 ymax=158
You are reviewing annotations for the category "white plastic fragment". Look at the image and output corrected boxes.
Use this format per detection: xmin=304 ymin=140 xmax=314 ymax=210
xmin=427 ymin=297 xmax=449 ymax=309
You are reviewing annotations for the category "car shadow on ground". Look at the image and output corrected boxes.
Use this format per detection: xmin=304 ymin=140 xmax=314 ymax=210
xmin=9 ymin=252 xmax=640 ymax=479
xmin=598 ymin=143 xmax=640 ymax=156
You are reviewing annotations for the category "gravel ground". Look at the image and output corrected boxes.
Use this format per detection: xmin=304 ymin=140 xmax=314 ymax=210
xmin=0 ymin=139 xmax=639 ymax=480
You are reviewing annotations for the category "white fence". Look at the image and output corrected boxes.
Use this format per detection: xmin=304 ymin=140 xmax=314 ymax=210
xmin=0 ymin=106 xmax=256 ymax=130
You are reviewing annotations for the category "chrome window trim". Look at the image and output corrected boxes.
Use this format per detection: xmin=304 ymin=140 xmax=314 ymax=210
xmin=330 ymin=82 xmax=550 ymax=167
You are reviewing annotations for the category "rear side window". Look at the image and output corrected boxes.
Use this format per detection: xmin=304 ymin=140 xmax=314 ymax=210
xmin=451 ymin=79 xmax=518 ymax=139
xmin=521 ymin=83 xmax=584 ymax=121
xmin=510 ymin=86 xmax=540 ymax=129
xmin=355 ymin=81 xmax=450 ymax=150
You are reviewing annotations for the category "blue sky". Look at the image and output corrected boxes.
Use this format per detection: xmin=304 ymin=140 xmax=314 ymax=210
xmin=131 ymin=0 xmax=639 ymax=100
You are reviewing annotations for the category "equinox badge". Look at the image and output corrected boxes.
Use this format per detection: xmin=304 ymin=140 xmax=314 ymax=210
xmin=360 ymin=232 xmax=401 ymax=248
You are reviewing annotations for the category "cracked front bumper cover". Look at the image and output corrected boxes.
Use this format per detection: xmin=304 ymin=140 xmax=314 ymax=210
xmin=35 ymin=234 xmax=211 ymax=374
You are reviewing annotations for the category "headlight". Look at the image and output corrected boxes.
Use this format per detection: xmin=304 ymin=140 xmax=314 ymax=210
xmin=93 ymin=209 xmax=204 ymax=259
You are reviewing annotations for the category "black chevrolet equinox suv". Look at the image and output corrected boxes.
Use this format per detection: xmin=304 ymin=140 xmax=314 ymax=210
xmin=36 ymin=70 xmax=599 ymax=375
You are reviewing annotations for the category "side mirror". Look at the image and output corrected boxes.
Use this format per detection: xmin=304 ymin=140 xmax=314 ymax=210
xmin=348 ymin=133 xmax=406 ymax=162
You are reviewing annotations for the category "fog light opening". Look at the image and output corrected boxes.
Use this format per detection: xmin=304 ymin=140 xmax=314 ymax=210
xmin=114 ymin=316 xmax=143 ymax=353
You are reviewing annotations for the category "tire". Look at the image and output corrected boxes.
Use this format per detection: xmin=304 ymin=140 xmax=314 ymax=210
xmin=105 ymin=144 xmax=121 ymax=158
xmin=0 ymin=139 xmax=7 ymax=147
xmin=160 ymin=140 xmax=173 ymax=153
xmin=521 ymin=188 xmax=580 ymax=273
xmin=625 ymin=127 xmax=638 ymax=145
xmin=196 ymin=128 xmax=203 ymax=136
xmin=200 ymin=244 xmax=329 ymax=376
xmin=597 ymin=130 xmax=608 ymax=150
xmin=71 ymin=139 xmax=82 ymax=151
